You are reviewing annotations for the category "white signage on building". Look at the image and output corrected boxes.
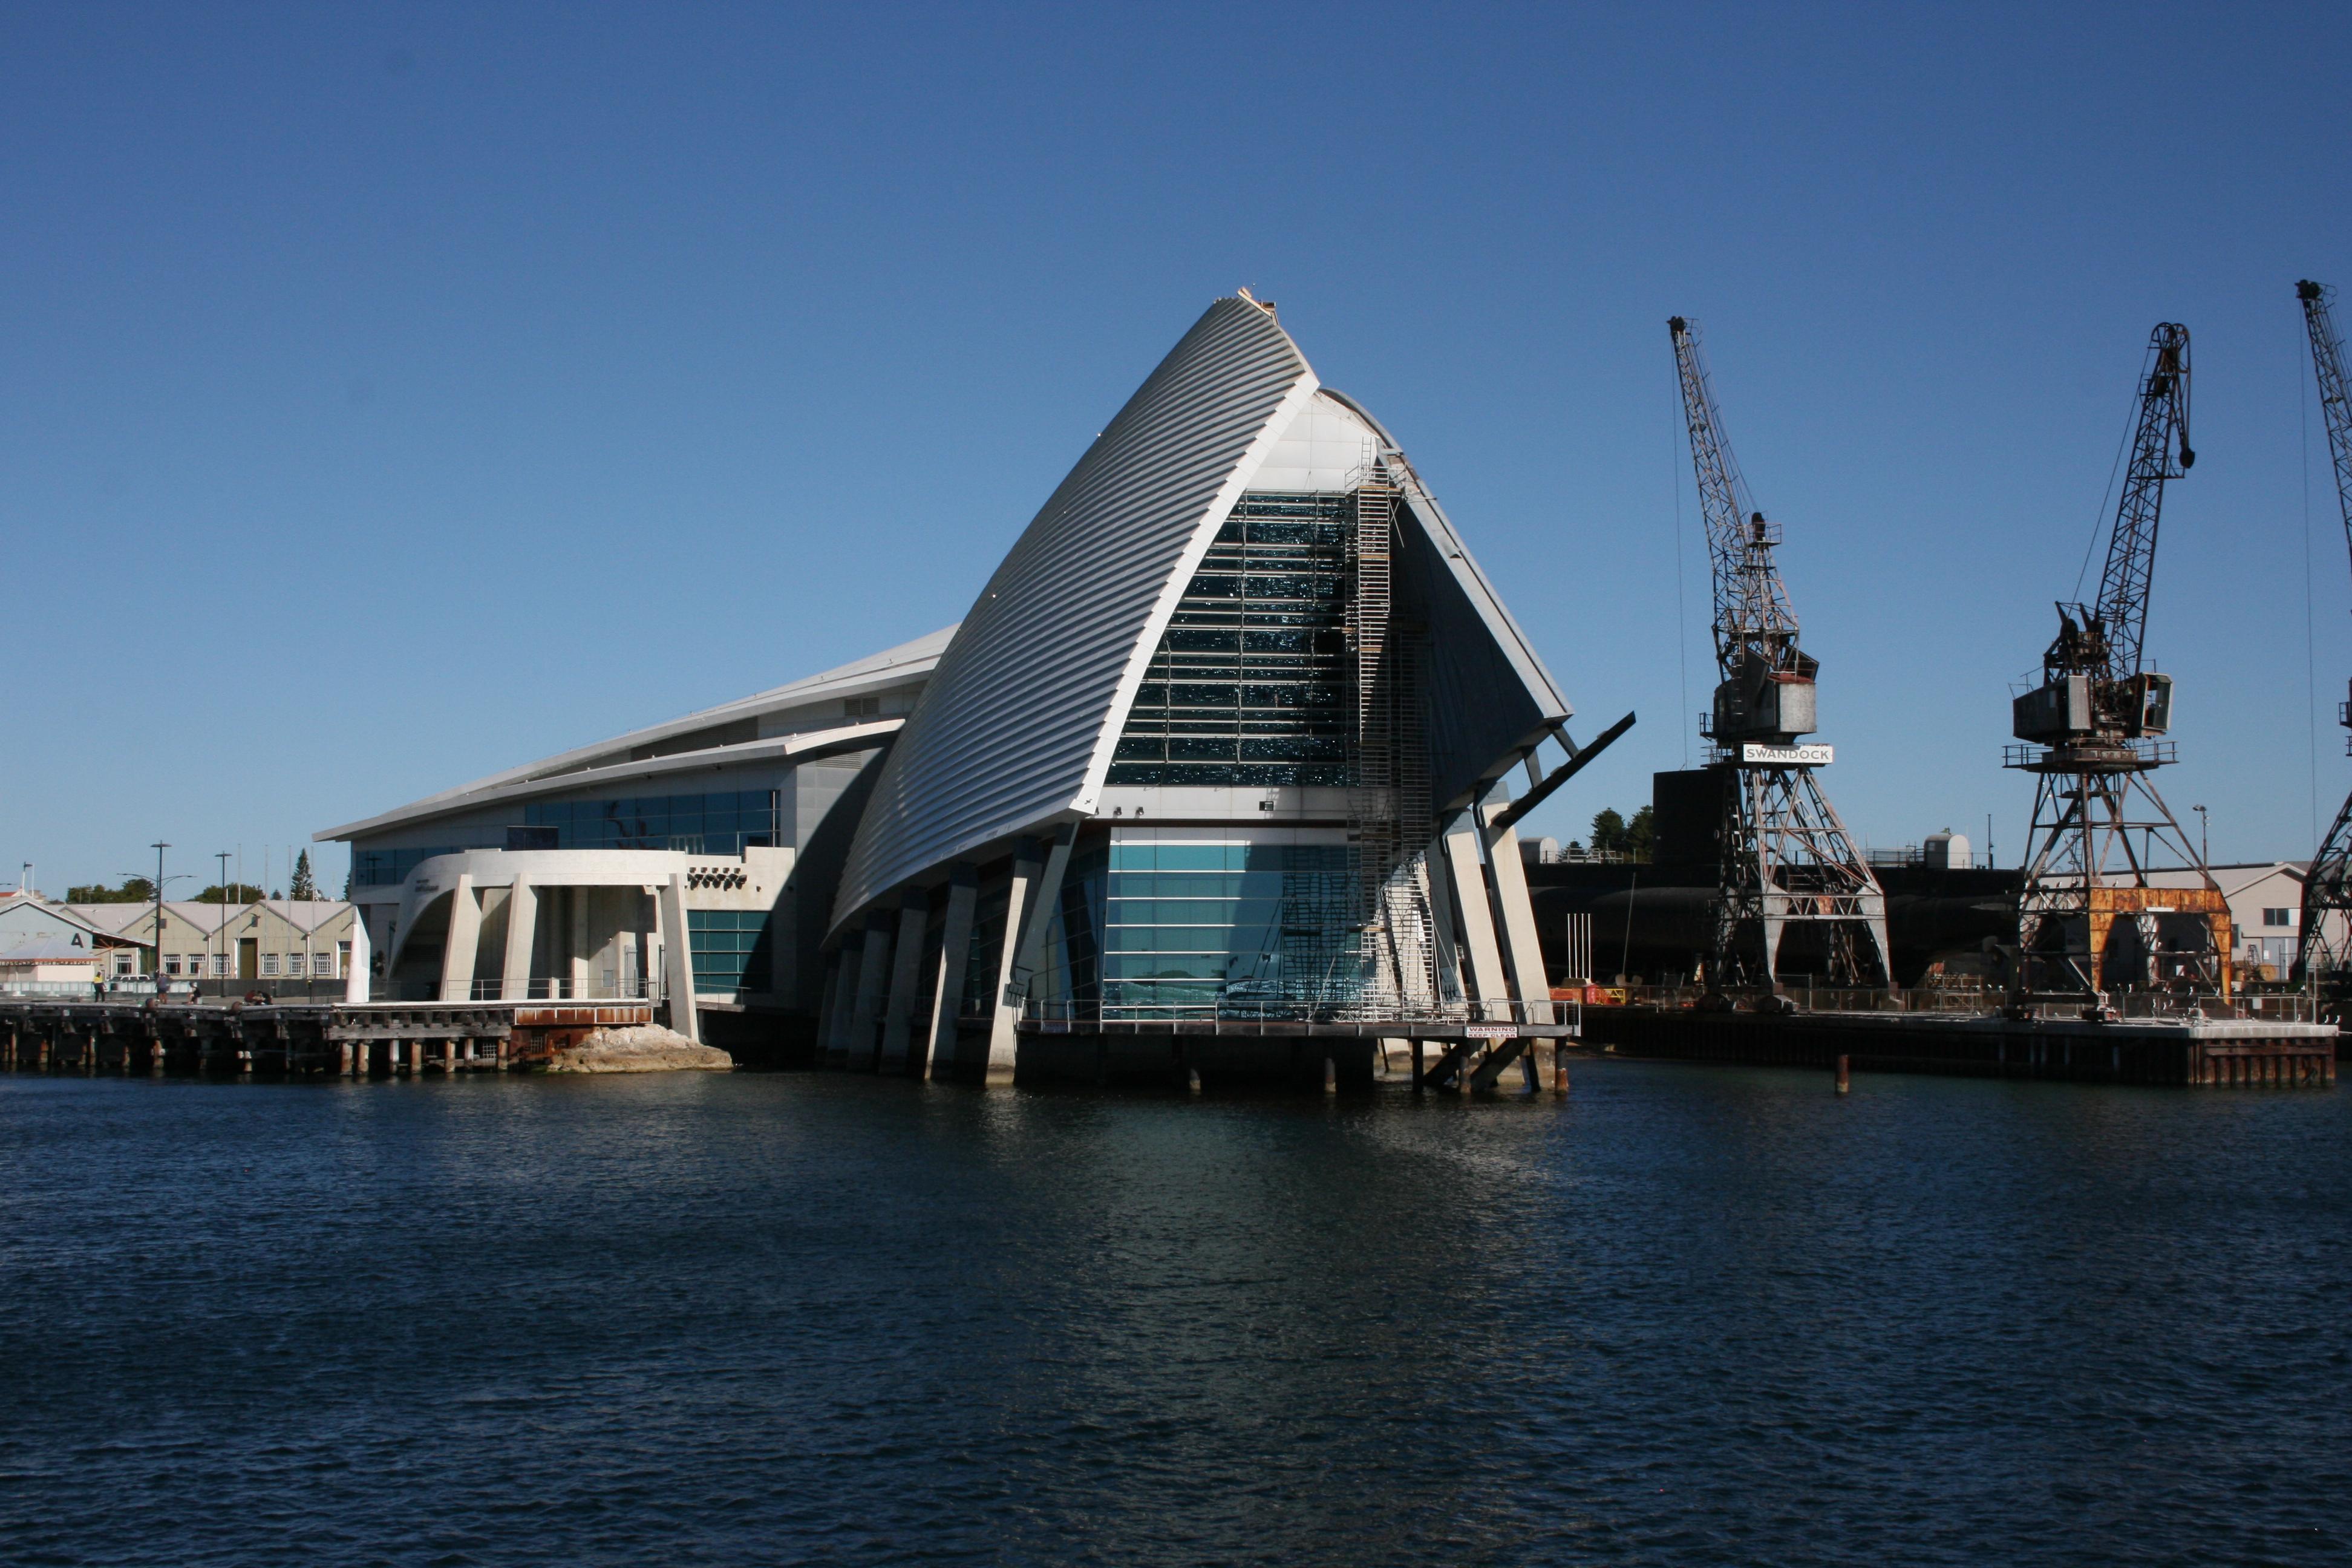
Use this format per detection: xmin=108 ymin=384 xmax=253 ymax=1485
xmin=1465 ymin=1024 xmax=1519 ymax=1039
xmin=1740 ymin=743 xmax=1834 ymax=766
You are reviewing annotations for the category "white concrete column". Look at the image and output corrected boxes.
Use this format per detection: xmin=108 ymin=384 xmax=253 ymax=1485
xmin=1481 ymin=811 xmax=1553 ymax=1024
xmin=921 ymin=867 xmax=979 ymax=1080
xmin=1006 ymin=824 xmax=1077 ymax=1008
xmin=501 ymin=876 xmax=537 ymax=1004
xmin=567 ymin=887 xmax=590 ymax=999
xmin=1440 ymin=821 xmax=1509 ymax=1010
xmin=877 ymin=896 xmax=932 ymax=1076
xmin=344 ymin=909 xmax=371 ymax=1005
xmin=981 ymin=838 xmax=1048 ymax=1084
xmin=846 ymin=914 xmax=896 ymax=1072
xmin=660 ymin=873 xmax=699 ymax=1043
xmin=437 ymin=877 xmax=481 ymax=1004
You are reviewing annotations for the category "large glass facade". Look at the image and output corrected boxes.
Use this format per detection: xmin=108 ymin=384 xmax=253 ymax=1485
xmin=1034 ymin=829 xmax=1359 ymax=1019
xmin=524 ymin=791 xmax=779 ymax=855
xmin=1106 ymin=495 xmax=1350 ymax=788
xmin=687 ymin=909 xmax=774 ymax=995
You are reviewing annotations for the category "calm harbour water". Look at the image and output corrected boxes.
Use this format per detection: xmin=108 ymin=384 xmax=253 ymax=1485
xmin=2 ymin=1063 xmax=2346 ymax=1566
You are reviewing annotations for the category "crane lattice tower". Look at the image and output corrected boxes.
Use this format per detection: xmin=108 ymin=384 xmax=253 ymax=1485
xmin=2294 ymin=279 xmax=2352 ymax=1002
xmin=1668 ymin=317 xmax=1891 ymax=991
xmin=2007 ymin=322 xmax=2229 ymax=1003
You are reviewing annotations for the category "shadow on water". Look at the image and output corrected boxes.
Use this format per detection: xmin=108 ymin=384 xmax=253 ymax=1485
xmin=1 ymin=1062 xmax=2346 ymax=1565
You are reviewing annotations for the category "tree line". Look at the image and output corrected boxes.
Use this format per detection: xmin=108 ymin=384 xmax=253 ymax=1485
xmin=1578 ymin=805 xmax=1655 ymax=861
xmin=66 ymin=850 xmax=323 ymax=904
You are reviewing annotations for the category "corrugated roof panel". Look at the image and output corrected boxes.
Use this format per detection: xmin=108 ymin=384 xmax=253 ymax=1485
xmin=831 ymin=297 xmax=1315 ymax=925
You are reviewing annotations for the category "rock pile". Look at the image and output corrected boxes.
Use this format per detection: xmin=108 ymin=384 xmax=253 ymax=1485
xmin=546 ymin=1024 xmax=734 ymax=1073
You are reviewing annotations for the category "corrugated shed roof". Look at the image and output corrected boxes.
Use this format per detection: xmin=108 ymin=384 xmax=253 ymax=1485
xmin=55 ymin=903 xmax=149 ymax=935
xmin=0 ymin=938 xmax=102 ymax=964
xmin=13 ymin=899 xmax=136 ymax=939
xmin=829 ymin=295 xmax=1319 ymax=927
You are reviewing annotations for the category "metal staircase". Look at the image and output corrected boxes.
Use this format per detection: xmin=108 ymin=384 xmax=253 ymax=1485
xmin=1346 ymin=459 xmax=1449 ymax=1013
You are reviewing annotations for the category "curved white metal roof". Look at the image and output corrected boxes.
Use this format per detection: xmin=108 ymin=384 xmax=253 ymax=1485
xmin=830 ymin=294 xmax=1574 ymax=932
xmin=830 ymin=295 xmax=1319 ymax=925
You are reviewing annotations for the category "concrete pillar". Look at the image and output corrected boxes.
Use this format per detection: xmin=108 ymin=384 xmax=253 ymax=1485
xmin=877 ymin=896 xmax=932 ymax=1076
xmin=979 ymin=841 xmax=1047 ymax=1083
xmin=501 ymin=877 xmax=537 ymax=1004
xmin=344 ymin=912 xmax=371 ymax=1005
xmin=1481 ymin=810 xmax=1554 ymax=1025
xmin=437 ymin=877 xmax=481 ymax=1004
xmin=922 ymin=868 xmax=980 ymax=1080
xmin=846 ymin=913 xmax=897 ymax=1072
xmin=568 ymin=887 xmax=591 ymax=999
xmin=660 ymin=873 xmax=699 ymax=1044
xmin=1440 ymin=820 xmax=1510 ymax=1010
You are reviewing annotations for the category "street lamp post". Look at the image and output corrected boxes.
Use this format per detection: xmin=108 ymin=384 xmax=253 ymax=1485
xmin=149 ymin=843 xmax=169 ymax=990
xmin=215 ymin=851 xmax=231 ymax=1000
xmin=128 ymin=864 xmax=192 ymax=993
xmin=2192 ymin=805 xmax=2209 ymax=867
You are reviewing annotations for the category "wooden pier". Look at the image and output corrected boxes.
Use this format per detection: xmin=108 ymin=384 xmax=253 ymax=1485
xmin=1581 ymin=1004 xmax=2337 ymax=1088
xmin=0 ymin=999 xmax=657 ymax=1076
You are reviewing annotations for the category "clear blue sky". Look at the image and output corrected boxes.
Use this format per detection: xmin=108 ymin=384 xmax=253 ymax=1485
xmin=7 ymin=2 xmax=2350 ymax=896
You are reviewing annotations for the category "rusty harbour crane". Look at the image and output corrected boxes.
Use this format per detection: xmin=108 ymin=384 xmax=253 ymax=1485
xmin=2007 ymin=322 xmax=2229 ymax=1005
xmin=1668 ymin=316 xmax=1890 ymax=995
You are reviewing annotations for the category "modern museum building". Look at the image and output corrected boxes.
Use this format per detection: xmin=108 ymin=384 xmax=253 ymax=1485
xmin=321 ymin=293 xmax=1589 ymax=1083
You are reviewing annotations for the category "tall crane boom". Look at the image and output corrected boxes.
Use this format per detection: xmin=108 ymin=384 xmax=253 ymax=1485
xmin=1669 ymin=317 xmax=1799 ymax=679
xmin=2009 ymin=321 xmax=2224 ymax=1004
xmin=2021 ymin=325 xmax=2192 ymax=749
xmin=2299 ymin=281 xmax=2352 ymax=572
xmin=2294 ymin=280 xmax=2352 ymax=999
xmin=1665 ymin=315 xmax=1887 ymax=992
xmin=2082 ymin=324 xmax=2193 ymax=683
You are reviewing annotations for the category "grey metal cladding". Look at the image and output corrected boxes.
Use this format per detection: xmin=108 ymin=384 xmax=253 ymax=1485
xmin=831 ymin=297 xmax=1309 ymax=927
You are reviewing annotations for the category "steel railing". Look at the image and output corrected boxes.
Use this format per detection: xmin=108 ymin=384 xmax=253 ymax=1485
xmin=1570 ymin=981 xmax=2321 ymax=1024
xmin=1013 ymin=996 xmax=1575 ymax=1028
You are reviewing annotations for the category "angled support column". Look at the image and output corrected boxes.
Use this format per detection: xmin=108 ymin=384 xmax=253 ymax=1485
xmin=993 ymin=823 xmax=1077 ymax=1085
xmin=846 ymin=913 xmax=895 ymax=1072
xmin=1481 ymin=806 xmax=1554 ymax=1025
xmin=818 ymin=941 xmax=858 ymax=1068
xmin=1440 ymin=818 xmax=1510 ymax=1011
xmin=1468 ymin=1036 xmax=1529 ymax=1088
xmin=979 ymin=833 xmax=1053 ymax=1085
xmin=437 ymin=875 xmax=480 ymax=1004
xmin=501 ymin=876 xmax=537 ymax=1004
xmin=921 ymin=866 xmax=979 ymax=1080
xmin=877 ymin=895 xmax=932 ymax=1076
xmin=660 ymin=873 xmax=700 ymax=1044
